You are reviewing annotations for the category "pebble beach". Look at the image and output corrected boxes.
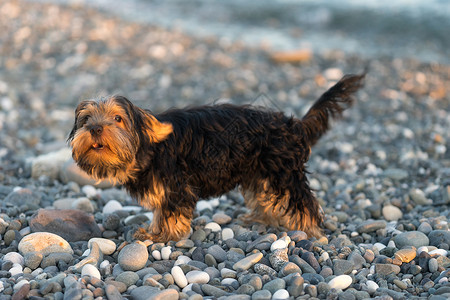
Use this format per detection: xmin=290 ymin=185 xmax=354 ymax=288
xmin=0 ymin=1 xmax=450 ymax=300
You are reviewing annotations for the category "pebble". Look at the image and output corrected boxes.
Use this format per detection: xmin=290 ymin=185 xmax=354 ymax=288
xmin=262 ymin=278 xmax=285 ymax=294
xmin=118 ymin=242 xmax=149 ymax=271
xmin=269 ymin=248 xmax=289 ymax=271
xmin=207 ymin=245 xmax=227 ymax=262
xmin=3 ymin=252 xmax=24 ymax=265
xmin=161 ymin=246 xmax=172 ymax=260
xmin=131 ymin=286 xmax=178 ymax=300
xmin=186 ymin=270 xmax=210 ymax=284
xmin=272 ymin=289 xmax=289 ymax=299
xmin=252 ymin=289 xmax=272 ymax=300
xmin=328 ymin=274 xmax=352 ymax=290
xmin=172 ymin=266 xmax=188 ymax=288
xmin=205 ymin=222 xmax=221 ymax=232
xmin=81 ymin=264 xmax=101 ymax=279
xmin=88 ymin=238 xmax=116 ymax=255
xmin=382 ymin=205 xmax=403 ymax=221
xmin=333 ymin=259 xmax=354 ymax=275
xmin=356 ymin=220 xmax=387 ymax=233
xmin=18 ymin=232 xmax=73 ymax=255
xmin=103 ymin=200 xmax=123 ymax=214
xmin=201 ymin=283 xmax=228 ymax=298
xmin=212 ymin=213 xmax=232 ymax=224
xmin=270 ymin=239 xmax=287 ymax=251
xmin=233 ymin=252 xmax=263 ymax=272
xmin=222 ymin=228 xmax=234 ymax=240
xmin=394 ymin=231 xmax=430 ymax=248
xmin=116 ymin=271 xmax=139 ymax=286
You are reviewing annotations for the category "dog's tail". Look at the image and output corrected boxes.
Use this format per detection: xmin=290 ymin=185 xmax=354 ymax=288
xmin=301 ymin=73 xmax=365 ymax=146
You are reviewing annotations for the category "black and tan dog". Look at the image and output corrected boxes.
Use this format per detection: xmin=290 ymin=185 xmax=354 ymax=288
xmin=68 ymin=74 xmax=364 ymax=242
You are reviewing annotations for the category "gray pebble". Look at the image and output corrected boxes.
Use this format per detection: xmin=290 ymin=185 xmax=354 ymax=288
xmin=236 ymin=284 xmax=255 ymax=295
xmin=190 ymin=229 xmax=206 ymax=242
xmin=116 ymin=271 xmax=139 ymax=287
xmin=201 ymin=283 xmax=228 ymax=298
xmin=287 ymin=275 xmax=304 ymax=297
xmin=394 ymin=231 xmax=429 ymax=248
xmin=333 ymin=259 xmax=354 ymax=275
xmin=269 ymin=248 xmax=288 ymax=271
xmin=207 ymin=245 xmax=227 ymax=263
xmin=24 ymin=252 xmax=43 ymax=270
xmin=176 ymin=239 xmax=195 ymax=249
xmin=105 ymin=284 xmax=122 ymax=300
xmin=252 ymin=289 xmax=271 ymax=300
xmin=279 ymin=262 xmax=301 ymax=276
xmin=130 ymin=286 xmax=178 ymax=300
xmin=118 ymin=242 xmax=149 ymax=271
xmin=254 ymin=263 xmax=277 ymax=277
xmin=262 ymin=278 xmax=285 ymax=294
xmin=429 ymin=258 xmax=438 ymax=273
xmin=428 ymin=230 xmax=450 ymax=246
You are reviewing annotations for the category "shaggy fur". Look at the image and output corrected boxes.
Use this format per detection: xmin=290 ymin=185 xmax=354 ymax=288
xmin=68 ymin=74 xmax=365 ymax=242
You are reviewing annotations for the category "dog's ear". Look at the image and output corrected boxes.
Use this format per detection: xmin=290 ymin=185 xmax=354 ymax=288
xmin=145 ymin=115 xmax=173 ymax=143
xmin=67 ymin=100 xmax=95 ymax=142
xmin=112 ymin=95 xmax=173 ymax=143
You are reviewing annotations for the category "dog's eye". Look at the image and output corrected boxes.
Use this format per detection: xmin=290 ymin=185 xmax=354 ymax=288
xmin=115 ymin=115 xmax=122 ymax=123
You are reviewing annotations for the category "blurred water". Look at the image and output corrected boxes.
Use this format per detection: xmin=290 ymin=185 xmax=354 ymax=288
xmin=32 ymin=0 xmax=450 ymax=63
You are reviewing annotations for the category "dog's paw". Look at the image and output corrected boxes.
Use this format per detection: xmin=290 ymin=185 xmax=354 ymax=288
xmin=133 ymin=227 xmax=158 ymax=242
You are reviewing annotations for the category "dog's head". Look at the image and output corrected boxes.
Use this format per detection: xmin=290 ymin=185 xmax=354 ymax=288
xmin=68 ymin=96 xmax=173 ymax=182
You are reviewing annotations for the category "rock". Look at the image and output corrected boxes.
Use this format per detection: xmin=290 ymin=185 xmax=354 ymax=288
xmin=287 ymin=275 xmax=304 ymax=297
xmin=118 ymin=242 xmax=148 ymax=271
xmin=246 ymin=233 xmax=278 ymax=252
xmin=254 ymin=263 xmax=277 ymax=277
xmin=328 ymin=275 xmax=352 ymax=290
xmin=102 ymin=213 xmax=121 ymax=230
xmin=88 ymin=238 xmax=116 ymax=255
xmin=105 ymin=284 xmax=122 ymax=300
xmin=409 ymin=188 xmax=432 ymax=205
xmin=333 ymin=259 xmax=354 ymax=275
xmin=287 ymin=231 xmax=308 ymax=242
xmin=428 ymin=230 xmax=450 ymax=246
xmin=222 ymin=228 xmax=234 ymax=240
xmin=279 ymin=262 xmax=301 ymax=276
xmin=233 ymin=252 xmax=263 ymax=272
xmin=116 ymin=271 xmax=139 ymax=287
xmin=72 ymin=197 xmax=94 ymax=213
xmin=205 ymin=222 xmax=221 ymax=232
xmin=201 ymin=283 xmax=228 ymax=298
xmin=375 ymin=264 xmax=401 ymax=275
xmin=418 ymin=222 xmax=433 ymax=234
xmin=3 ymin=252 xmax=24 ymax=265
xmin=18 ymin=232 xmax=73 ymax=255
xmin=29 ymin=209 xmax=101 ymax=241
xmin=383 ymin=169 xmax=408 ymax=181
xmin=271 ymin=240 xmax=287 ymax=251
xmin=394 ymin=231 xmax=429 ymax=248
xmin=269 ymin=248 xmax=289 ymax=271
xmin=212 ymin=213 xmax=232 ymax=225
xmin=41 ymin=252 xmax=73 ymax=268
xmin=252 ymin=289 xmax=272 ymax=300
xmin=175 ymin=239 xmax=194 ymax=249
xmin=31 ymin=148 xmax=72 ymax=180
xmin=186 ymin=270 xmax=210 ymax=284
xmin=263 ymin=278 xmax=285 ymax=294
xmin=60 ymin=159 xmax=115 ymax=188
xmin=70 ymin=241 xmax=103 ymax=272
xmin=347 ymin=252 xmax=365 ymax=269
xmin=272 ymin=289 xmax=289 ymax=299
xmin=366 ymin=280 xmax=379 ymax=294
xmin=382 ymin=205 xmax=403 ymax=221
xmin=131 ymin=286 xmax=178 ymax=300
xmin=24 ymin=252 xmax=43 ymax=269
xmin=207 ymin=245 xmax=227 ymax=262
xmin=103 ymin=200 xmax=124 ymax=214
xmin=171 ymin=266 xmax=188 ymax=288
xmin=81 ymin=264 xmax=101 ymax=279
xmin=4 ymin=188 xmax=43 ymax=208
xmin=356 ymin=220 xmax=387 ymax=233
xmin=394 ymin=248 xmax=416 ymax=263
xmin=161 ymin=246 xmax=172 ymax=260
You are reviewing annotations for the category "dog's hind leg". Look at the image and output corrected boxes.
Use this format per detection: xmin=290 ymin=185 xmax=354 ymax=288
xmin=240 ymin=177 xmax=323 ymax=238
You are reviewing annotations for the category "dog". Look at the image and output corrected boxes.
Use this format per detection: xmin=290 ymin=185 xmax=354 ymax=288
xmin=68 ymin=73 xmax=364 ymax=242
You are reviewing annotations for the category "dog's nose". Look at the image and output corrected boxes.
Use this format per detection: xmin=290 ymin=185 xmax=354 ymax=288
xmin=90 ymin=125 xmax=103 ymax=136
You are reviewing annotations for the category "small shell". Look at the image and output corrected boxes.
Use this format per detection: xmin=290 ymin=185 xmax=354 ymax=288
xmin=394 ymin=248 xmax=416 ymax=263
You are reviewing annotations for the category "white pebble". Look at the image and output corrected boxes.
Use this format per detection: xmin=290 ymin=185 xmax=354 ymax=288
xmin=221 ymin=278 xmax=237 ymax=286
xmin=222 ymin=228 xmax=234 ymax=240
xmin=417 ymin=246 xmax=429 ymax=255
xmin=171 ymin=266 xmax=188 ymax=288
xmin=374 ymin=243 xmax=386 ymax=251
xmin=82 ymin=185 xmax=97 ymax=198
xmin=82 ymin=249 xmax=91 ymax=257
xmin=4 ymin=252 xmax=24 ymax=266
xmin=328 ymin=274 xmax=352 ymax=290
xmin=161 ymin=246 xmax=172 ymax=260
xmin=320 ymin=252 xmax=329 ymax=262
xmin=152 ymin=250 xmax=162 ymax=261
xmin=429 ymin=249 xmax=448 ymax=257
xmin=220 ymin=268 xmax=236 ymax=277
xmin=185 ymin=270 xmax=210 ymax=284
xmin=279 ymin=236 xmax=291 ymax=245
xmin=205 ymin=222 xmax=221 ymax=232
xmin=103 ymin=200 xmax=123 ymax=214
xmin=272 ymin=289 xmax=289 ymax=299
xmin=366 ymin=280 xmax=379 ymax=294
xmin=387 ymin=240 xmax=396 ymax=248
xmin=350 ymin=231 xmax=359 ymax=237
xmin=99 ymin=260 xmax=110 ymax=269
xmin=121 ymin=206 xmax=142 ymax=212
xmin=270 ymin=240 xmax=287 ymax=252
xmin=210 ymin=197 xmax=220 ymax=207
xmin=382 ymin=205 xmax=403 ymax=222
xmin=9 ymin=265 xmax=23 ymax=277
xmin=88 ymin=238 xmax=117 ymax=255
xmin=81 ymin=264 xmax=101 ymax=279
xmin=175 ymin=255 xmax=191 ymax=266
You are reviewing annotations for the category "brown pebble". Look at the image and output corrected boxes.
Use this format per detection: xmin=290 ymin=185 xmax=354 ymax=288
xmin=394 ymin=248 xmax=416 ymax=263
